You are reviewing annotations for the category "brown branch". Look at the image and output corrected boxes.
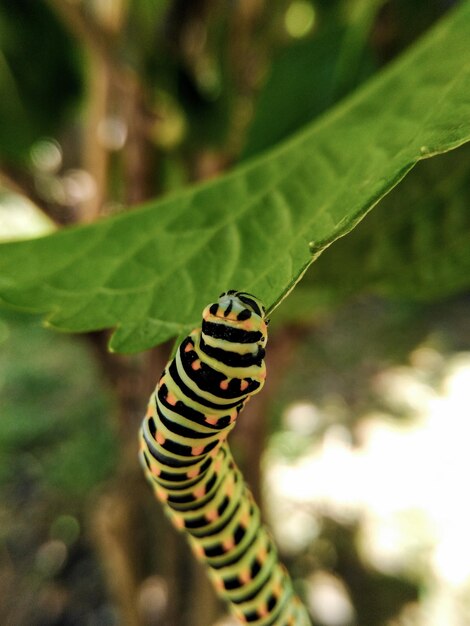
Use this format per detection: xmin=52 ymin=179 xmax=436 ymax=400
xmin=121 ymin=80 xmax=158 ymax=205
xmin=45 ymin=0 xmax=117 ymax=222
xmin=84 ymin=332 xmax=173 ymax=626
xmin=81 ymin=54 xmax=112 ymax=222
xmin=48 ymin=0 xmax=158 ymax=215
xmin=47 ymin=1 xmax=117 ymax=74
xmin=47 ymin=0 xmax=138 ymax=95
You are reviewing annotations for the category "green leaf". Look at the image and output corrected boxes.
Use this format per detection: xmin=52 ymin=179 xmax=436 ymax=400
xmin=242 ymin=0 xmax=384 ymax=159
xmin=0 ymin=1 xmax=82 ymax=162
xmin=0 ymin=309 xmax=116 ymax=495
xmin=304 ymin=143 xmax=470 ymax=302
xmin=0 ymin=3 xmax=469 ymax=353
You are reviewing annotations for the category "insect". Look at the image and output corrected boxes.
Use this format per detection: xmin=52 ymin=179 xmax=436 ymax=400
xmin=139 ymin=290 xmax=310 ymax=625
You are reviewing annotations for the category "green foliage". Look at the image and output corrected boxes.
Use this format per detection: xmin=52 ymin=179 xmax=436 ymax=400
xmin=0 ymin=3 xmax=469 ymax=353
xmin=0 ymin=309 xmax=116 ymax=495
xmin=0 ymin=0 xmax=82 ymax=163
xmin=307 ymin=144 xmax=470 ymax=300
xmin=243 ymin=0 xmax=384 ymax=159
xmin=280 ymin=143 xmax=470 ymax=322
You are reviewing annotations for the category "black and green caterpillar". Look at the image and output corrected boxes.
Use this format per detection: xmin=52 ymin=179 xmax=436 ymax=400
xmin=139 ymin=290 xmax=310 ymax=625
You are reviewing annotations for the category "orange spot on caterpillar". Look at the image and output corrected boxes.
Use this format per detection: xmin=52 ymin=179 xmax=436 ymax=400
xmin=229 ymin=412 xmax=237 ymax=424
xmin=156 ymin=488 xmax=168 ymax=502
xmin=205 ymin=415 xmax=219 ymax=425
xmin=240 ymin=379 xmax=249 ymax=391
xmin=223 ymin=537 xmax=235 ymax=551
xmin=258 ymin=545 xmax=268 ymax=561
xmin=184 ymin=342 xmax=192 ymax=353
xmin=156 ymin=432 xmax=165 ymax=445
xmin=240 ymin=509 xmax=251 ymax=527
xmin=214 ymin=577 xmax=224 ymax=591
xmin=193 ymin=485 xmax=205 ymax=499
xmin=220 ymin=380 xmax=229 ymax=390
xmin=225 ymin=478 xmax=235 ymax=498
xmin=173 ymin=516 xmax=185 ymax=530
xmin=210 ymin=445 xmax=220 ymax=458
xmin=206 ymin=509 xmax=218 ymax=522
xmin=145 ymin=404 xmax=153 ymax=418
xmin=239 ymin=569 xmax=251 ymax=584
xmin=191 ymin=445 xmax=205 ymax=456
xmin=166 ymin=392 xmax=177 ymax=405
xmin=191 ymin=360 xmax=201 ymax=371
xmin=151 ymin=465 xmax=161 ymax=477
xmin=242 ymin=320 xmax=253 ymax=331
xmin=258 ymin=604 xmax=268 ymax=617
xmin=273 ymin=581 xmax=283 ymax=596
xmin=187 ymin=466 xmax=199 ymax=478
xmin=192 ymin=542 xmax=204 ymax=559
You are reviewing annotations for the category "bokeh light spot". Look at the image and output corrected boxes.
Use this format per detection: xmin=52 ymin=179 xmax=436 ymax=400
xmin=285 ymin=1 xmax=316 ymax=39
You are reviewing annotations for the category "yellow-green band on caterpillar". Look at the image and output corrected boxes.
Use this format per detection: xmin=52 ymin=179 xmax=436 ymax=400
xmin=139 ymin=290 xmax=310 ymax=625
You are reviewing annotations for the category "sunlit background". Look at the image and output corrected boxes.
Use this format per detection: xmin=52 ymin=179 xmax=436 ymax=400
xmin=267 ymin=353 xmax=470 ymax=626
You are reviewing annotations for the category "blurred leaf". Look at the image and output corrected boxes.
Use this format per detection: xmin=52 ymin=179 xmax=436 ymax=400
xmin=305 ymin=144 xmax=470 ymax=301
xmin=0 ymin=3 xmax=469 ymax=352
xmin=0 ymin=0 xmax=82 ymax=162
xmin=278 ymin=144 xmax=470 ymax=326
xmin=0 ymin=314 xmax=8 ymax=344
xmin=151 ymin=3 xmax=233 ymax=149
xmin=0 ymin=310 xmax=116 ymax=495
xmin=332 ymin=0 xmax=386 ymax=97
xmin=242 ymin=0 xmax=385 ymax=159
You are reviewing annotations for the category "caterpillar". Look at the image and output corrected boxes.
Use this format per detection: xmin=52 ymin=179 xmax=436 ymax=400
xmin=139 ymin=290 xmax=311 ymax=625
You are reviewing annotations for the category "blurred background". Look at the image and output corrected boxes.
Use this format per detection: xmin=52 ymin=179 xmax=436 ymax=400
xmin=1 ymin=1 xmax=469 ymax=625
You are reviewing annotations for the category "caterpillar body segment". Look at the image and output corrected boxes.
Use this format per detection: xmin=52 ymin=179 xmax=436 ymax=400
xmin=139 ymin=291 xmax=311 ymax=625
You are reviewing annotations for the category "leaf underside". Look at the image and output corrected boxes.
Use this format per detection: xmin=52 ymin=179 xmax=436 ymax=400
xmin=0 ymin=3 xmax=469 ymax=353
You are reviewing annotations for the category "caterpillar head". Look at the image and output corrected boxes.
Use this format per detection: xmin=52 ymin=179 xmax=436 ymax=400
xmin=202 ymin=290 xmax=268 ymax=347
xmin=218 ymin=290 xmax=266 ymax=319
